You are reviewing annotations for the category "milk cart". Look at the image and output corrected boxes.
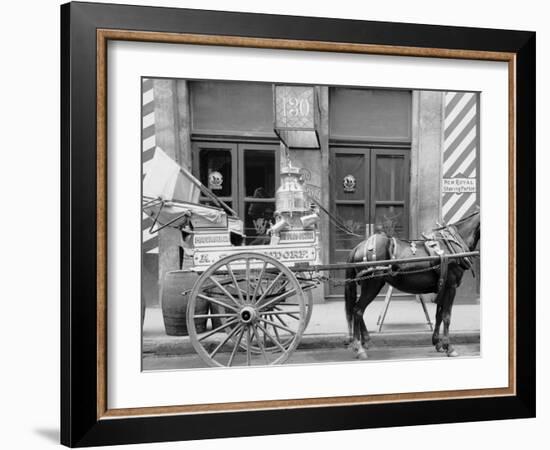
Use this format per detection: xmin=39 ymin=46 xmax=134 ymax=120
xmin=143 ymin=161 xmax=478 ymax=368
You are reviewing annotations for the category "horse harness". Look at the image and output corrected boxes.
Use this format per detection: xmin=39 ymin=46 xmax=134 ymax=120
xmin=419 ymin=225 xmax=474 ymax=301
xmin=356 ymin=226 xmax=472 ymax=302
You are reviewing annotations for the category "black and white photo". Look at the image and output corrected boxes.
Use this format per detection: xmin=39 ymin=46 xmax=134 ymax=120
xmin=141 ymin=79 xmax=481 ymax=369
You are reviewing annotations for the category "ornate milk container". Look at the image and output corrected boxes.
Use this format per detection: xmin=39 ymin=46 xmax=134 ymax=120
xmin=271 ymin=163 xmax=319 ymax=239
xmin=275 ymin=164 xmax=308 ymax=217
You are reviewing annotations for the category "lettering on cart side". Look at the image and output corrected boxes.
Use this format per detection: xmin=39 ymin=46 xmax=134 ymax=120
xmin=279 ymin=230 xmax=315 ymax=242
xmin=194 ymin=247 xmax=316 ymax=266
xmin=193 ymin=234 xmax=230 ymax=246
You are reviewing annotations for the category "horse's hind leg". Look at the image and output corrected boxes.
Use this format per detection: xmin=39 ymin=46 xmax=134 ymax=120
xmin=440 ymin=286 xmax=459 ymax=357
xmin=352 ymin=279 xmax=385 ymax=360
xmin=432 ymin=302 xmax=444 ymax=352
xmin=344 ymin=268 xmax=358 ymax=345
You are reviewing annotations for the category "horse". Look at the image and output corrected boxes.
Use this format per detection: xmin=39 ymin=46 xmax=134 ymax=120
xmin=344 ymin=208 xmax=480 ymax=360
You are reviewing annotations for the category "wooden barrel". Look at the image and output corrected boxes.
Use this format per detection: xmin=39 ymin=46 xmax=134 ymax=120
xmin=161 ymin=271 xmax=207 ymax=336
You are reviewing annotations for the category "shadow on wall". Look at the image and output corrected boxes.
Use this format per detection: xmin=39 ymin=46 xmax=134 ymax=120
xmin=33 ymin=428 xmax=59 ymax=444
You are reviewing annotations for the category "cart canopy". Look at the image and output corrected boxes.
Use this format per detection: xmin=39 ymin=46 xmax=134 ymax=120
xmin=143 ymin=147 xmax=201 ymax=203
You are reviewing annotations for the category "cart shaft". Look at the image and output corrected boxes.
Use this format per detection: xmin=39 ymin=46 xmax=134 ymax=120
xmin=290 ymin=251 xmax=479 ymax=272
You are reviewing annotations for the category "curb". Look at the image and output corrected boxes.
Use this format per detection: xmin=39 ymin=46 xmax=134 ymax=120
xmin=143 ymin=330 xmax=480 ymax=357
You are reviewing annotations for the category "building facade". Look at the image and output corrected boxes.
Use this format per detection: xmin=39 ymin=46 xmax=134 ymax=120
xmin=142 ymin=79 xmax=480 ymax=307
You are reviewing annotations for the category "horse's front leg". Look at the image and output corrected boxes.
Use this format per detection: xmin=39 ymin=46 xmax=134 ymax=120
xmin=351 ymin=279 xmax=384 ymax=360
xmin=359 ymin=317 xmax=371 ymax=348
xmin=441 ymin=286 xmax=458 ymax=357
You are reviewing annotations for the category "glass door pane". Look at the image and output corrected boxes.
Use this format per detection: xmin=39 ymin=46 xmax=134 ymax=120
xmin=192 ymin=142 xmax=237 ymax=212
xmin=329 ymin=148 xmax=369 ymax=295
xmin=370 ymin=149 xmax=409 ymax=238
xmin=334 ymin=153 xmax=366 ymax=201
xmin=244 ymin=149 xmax=276 ymax=198
xmin=240 ymin=144 xmax=279 ymax=245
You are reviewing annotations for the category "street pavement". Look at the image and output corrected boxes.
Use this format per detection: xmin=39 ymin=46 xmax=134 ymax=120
xmin=143 ymin=343 xmax=481 ymax=370
xmin=143 ymin=298 xmax=480 ymax=367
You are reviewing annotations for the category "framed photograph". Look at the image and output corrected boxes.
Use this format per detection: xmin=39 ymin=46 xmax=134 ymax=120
xmin=61 ymin=1 xmax=535 ymax=447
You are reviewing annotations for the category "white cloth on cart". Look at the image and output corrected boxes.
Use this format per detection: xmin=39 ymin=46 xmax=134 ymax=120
xmin=143 ymin=200 xmax=225 ymax=228
xmin=143 ymin=147 xmax=200 ymax=203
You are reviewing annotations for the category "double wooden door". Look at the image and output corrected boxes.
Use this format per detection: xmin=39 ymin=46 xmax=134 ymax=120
xmin=329 ymin=147 xmax=410 ymax=296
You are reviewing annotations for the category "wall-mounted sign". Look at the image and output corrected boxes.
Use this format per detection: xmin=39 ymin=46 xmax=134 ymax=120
xmin=208 ymin=171 xmax=223 ymax=190
xmin=442 ymin=177 xmax=476 ymax=193
xmin=343 ymin=174 xmax=357 ymax=193
xmin=273 ymin=85 xmax=320 ymax=149
xmin=304 ymin=184 xmax=321 ymax=202
xmin=299 ymin=168 xmax=312 ymax=182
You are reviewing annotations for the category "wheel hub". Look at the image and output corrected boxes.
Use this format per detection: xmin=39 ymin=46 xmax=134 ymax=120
xmin=239 ymin=306 xmax=257 ymax=324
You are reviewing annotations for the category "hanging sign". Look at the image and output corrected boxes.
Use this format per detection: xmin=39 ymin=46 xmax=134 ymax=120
xmin=273 ymin=85 xmax=320 ymax=149
xmin=442 ymin=177 xmax=476 ymax=193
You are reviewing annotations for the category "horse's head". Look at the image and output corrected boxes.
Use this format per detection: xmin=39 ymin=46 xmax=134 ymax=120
xmin=454 ymin=206 xmax=480 ymax=251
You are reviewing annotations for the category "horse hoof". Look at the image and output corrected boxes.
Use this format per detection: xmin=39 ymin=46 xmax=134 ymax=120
xmin=435 ymin=342 xmax=445 ymax=352
xmin=356 ymin=351 xmax=368 ymax=360
xmin=447 ymin=349 xmax=459 ymax=357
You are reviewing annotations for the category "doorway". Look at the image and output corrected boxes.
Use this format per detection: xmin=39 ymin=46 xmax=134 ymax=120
xmin=192 ymin=142 xmax=280 ymax=245
xmin=329 ymin=147 xmax=410 ymax=296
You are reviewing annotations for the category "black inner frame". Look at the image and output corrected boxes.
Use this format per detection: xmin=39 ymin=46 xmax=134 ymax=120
xmin=61 ymin=2 xmax=536 ymax=447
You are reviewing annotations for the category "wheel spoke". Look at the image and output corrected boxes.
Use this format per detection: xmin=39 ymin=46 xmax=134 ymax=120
xmin=250 ymin=261 xmax=267 ymax=303
xmin=255 ymin=272 xmax=284 ymax=306
xmin=273 ymin=303 xmax=307 ymax=321
xmin=259 ymin=309 xmax=301 ymax=317
xmin=228 ymin=326 xmax=246 ymax=367
xmin=252 ymin=325 xmax=269 ymax=364
xmin=273 ymin=278 xmax=290 ymax=295
xmin=256 ymin=323 xmax=286 ymax=352
xmin=268 ymin=313 xmax=281 ymax=342
xmin=207 ymin=276 xmax=241 ymax=307
xmin=246 ymin=326 xmax=251 ymax=366
xmin=200 ymin=276 xmax=234 ymax=293
xmin=259 ymin=317 xmax=297 ymax=335
xmin=258 ymin=288 xmax=298 ymax=311
xmin=273 ymin=312 xmax=290 ymax=329
xmin=226 ymin=263 xmax=245 ymax=305
xmin=193 ymin=313 xmax=237 ymax=319
xmin=245 ymin=258 xmax=250 ymax=303
xmin=209 ymin=324 xmax=242 ymax=359
xmin=272 ymin=306 xmax=300 ymax=321
xmin=198 ymin=318 xmax=239 ymax=342
xmin=197 ymin=294 xmax=239 ymax=313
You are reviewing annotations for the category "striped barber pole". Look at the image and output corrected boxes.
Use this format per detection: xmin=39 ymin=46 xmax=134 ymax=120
xmin=441 ymin=92 xmax=479 ymax=224
xmin=142 ymin=78 xmax=158 ymax=254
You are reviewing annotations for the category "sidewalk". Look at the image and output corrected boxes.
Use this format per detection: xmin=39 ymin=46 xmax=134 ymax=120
xmin=143 ymin=299 xmax=480 ymax=357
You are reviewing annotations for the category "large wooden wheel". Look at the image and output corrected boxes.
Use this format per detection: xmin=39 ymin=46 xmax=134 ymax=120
xmin=186 ymin=253 xmax=308 ymax=367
